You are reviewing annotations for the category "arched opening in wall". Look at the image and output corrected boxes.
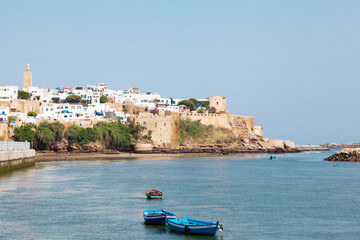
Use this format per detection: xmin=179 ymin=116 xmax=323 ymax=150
xmin=155 ymin=122 xmax=157 ymax=127
xmin=216 ymin=102 xmax=219 ymax=105
xmin=143 ymin=121 xmax=146 ymax=126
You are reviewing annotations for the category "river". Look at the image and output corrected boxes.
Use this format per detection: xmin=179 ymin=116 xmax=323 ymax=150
xmin=0 ymin=150 xmax=359 ymax=239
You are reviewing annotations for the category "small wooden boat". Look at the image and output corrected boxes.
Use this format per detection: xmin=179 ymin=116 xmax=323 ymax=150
xmin=143 ymin=209 xmax=176 ymax=224
xmin=167 ymin=218 xmax=223 ymax=235
xmin=145 ymin=188 xmax=164 ymax=199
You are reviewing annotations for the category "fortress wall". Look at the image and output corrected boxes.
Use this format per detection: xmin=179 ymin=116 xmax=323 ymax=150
xmin=180 ymin=113 xmax=230 ymax=129
xmin=0 ymin=100 xmax=41 ymax=113
xmin=230 ymin=115 xmax=254 ymax=133
xmin=131 ymin=112 xmax=180 ymax=149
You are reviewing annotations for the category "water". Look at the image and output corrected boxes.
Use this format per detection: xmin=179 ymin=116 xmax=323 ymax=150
xmin=0 ymin=150 xmax=360 ymax=239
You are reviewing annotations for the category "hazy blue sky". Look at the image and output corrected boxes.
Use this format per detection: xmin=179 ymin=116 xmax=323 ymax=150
xmin=0 ymin=0 xmax=359 ymax=144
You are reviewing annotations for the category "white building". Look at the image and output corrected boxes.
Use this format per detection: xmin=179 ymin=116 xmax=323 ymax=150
xmin=0 ymin=85 xmax=18 ymax=101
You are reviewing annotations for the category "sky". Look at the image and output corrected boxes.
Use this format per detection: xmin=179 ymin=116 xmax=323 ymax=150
xmin=0 ymin=0 xmax=359 ymax=145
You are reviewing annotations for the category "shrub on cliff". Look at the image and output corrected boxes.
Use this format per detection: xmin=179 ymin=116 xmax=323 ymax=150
xmin=66 ymin=126 xmax=97 ymax=146
xmin=179 ymin=119 xmax=209 ymax=144
xmin=14 ymin=124 xmax=35 ymax=146
xmin=35 ymin=124 xmax=55 ymax=150
xmin=34 ymin=121 xmax=65 ymax=150
xmin=93 ymin=122 xmax=132 ymax=149
xmin=50 ymin=121 xmax=65 ymax=141
xmin=127 ymin=119 xmax=145 ymax=140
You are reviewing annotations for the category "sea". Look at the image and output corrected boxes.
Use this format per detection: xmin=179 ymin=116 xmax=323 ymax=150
xmin=0 ymin=150 xmax=359 ymax=240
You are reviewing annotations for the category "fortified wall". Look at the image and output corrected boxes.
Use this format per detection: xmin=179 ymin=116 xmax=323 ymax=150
xmin=179 ymin=112 xmax=230 ymax=129
xmin=179 ymin=111 xmax=258 ymax=138
xmin=0 ymin=100 xmax=42 ymax=114
xmin=130 ymin=111 xmax=180 ymax=149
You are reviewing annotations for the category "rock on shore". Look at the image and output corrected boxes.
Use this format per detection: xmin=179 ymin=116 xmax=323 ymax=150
xmin=324 ymin=148 xmax=360 ymax=162
xmin=178 ymin=139 xmax=298 ymax=154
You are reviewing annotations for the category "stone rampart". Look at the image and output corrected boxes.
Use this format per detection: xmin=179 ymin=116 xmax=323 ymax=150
xmin=0 ymin=100 xmax=41 ymax=113
xmin=131 ymin=111 xmax=180 ymax=149
xmin=180 ymin=112 xmax=230 ymax=129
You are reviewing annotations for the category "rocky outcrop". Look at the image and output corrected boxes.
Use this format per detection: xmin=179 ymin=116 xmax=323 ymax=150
xmin=296 ymin=145 xmax=329 ymax=151
xmin=324 ymin=148 xmax=360 ymax=162
xmin=284 ymin=140 xmax=296 ymax=149
xmin=68 ymin=141 xmax=106 ymax=152
xmin=52 ymin=138 xmax=69 ymax=152
xmin=178 ymin=138 xmax=299 ymax=154
xmin=258 ymin=139 xmax=297 ymax=152
xmin=321 ymin=143 xmax=360 ymax=149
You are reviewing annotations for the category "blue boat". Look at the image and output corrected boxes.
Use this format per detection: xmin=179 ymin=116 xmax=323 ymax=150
xmin=167 ymin=218 xmax=223 ymax=235
xmin=143 ymin=210 xmax=176 ymax=224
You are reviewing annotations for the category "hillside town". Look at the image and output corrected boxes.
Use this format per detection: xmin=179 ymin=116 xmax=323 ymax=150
xmin=0 ymin=64 xmax=296 ymax=153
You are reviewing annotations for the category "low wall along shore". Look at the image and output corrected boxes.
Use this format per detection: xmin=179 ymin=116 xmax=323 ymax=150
xmin=0 ymin=142 xmax=35 ymax=174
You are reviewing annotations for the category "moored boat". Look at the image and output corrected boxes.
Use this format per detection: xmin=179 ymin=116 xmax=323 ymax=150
xmin=145 ymin=188 xmax=164 ymax=199
xmin=167 ymin=218 xmax=223 ymax=235
xmin=143 ymin=210 xmax=176 ymax=224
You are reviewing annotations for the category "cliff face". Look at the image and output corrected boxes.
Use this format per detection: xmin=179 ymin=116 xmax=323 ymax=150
xmin=177 ymin=118 xmax=297 ymax=153
xmin=324 ymin=148 xmax=360 ymax=162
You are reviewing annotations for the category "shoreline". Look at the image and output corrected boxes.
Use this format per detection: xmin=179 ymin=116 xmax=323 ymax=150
xmin=35 ymin=151 xmax=279 ymax=162
xmin=34 ymin=149 xmax=317 ymax=162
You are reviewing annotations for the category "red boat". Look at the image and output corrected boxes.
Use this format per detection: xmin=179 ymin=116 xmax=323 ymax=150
xmin=146 ymin=189 xmax=164 ymax=199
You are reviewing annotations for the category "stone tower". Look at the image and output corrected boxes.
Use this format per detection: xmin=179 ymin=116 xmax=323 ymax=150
xmin=23 ymin=63 xmax=32 ymax=89
xmin=208 ymin=95 xmax=227 ymax=113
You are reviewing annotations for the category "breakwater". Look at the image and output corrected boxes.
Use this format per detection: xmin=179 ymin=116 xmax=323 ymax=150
xmin=0 ymin=142 xmax=35 ymax=174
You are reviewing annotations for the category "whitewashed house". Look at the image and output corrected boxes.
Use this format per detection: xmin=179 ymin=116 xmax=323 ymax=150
xmin=0 ymin=85 xmax=18 ymax=101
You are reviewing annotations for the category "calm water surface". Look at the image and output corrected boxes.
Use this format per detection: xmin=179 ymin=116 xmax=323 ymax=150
xmin=0 ymin=150 xmax=359 ymax=239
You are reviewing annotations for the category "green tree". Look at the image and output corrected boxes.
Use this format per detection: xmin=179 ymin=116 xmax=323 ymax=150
xmin=93 ymin=122 xmax=132 ymax=149
xmin=66 ymin=94 xmax=81 ymax=103
xmin=35 ymin=123 xmax=55 ymax=150
xmin=178 ymin=100 xmax=196 ymax=111
xmin=18 ymin=90 xmax=31 ymax=100
xmin=27 ymin=111 xmax=38 ymax=117
xmin=14 ymin=124 xmax=35 ymax=146
xmin=49 ymin=121 xmax=65 ymax=141
xmin=100 ymin=95 xmax=108 ymax=103
xmin=66 ymin=126 xmax=98 ymax=146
